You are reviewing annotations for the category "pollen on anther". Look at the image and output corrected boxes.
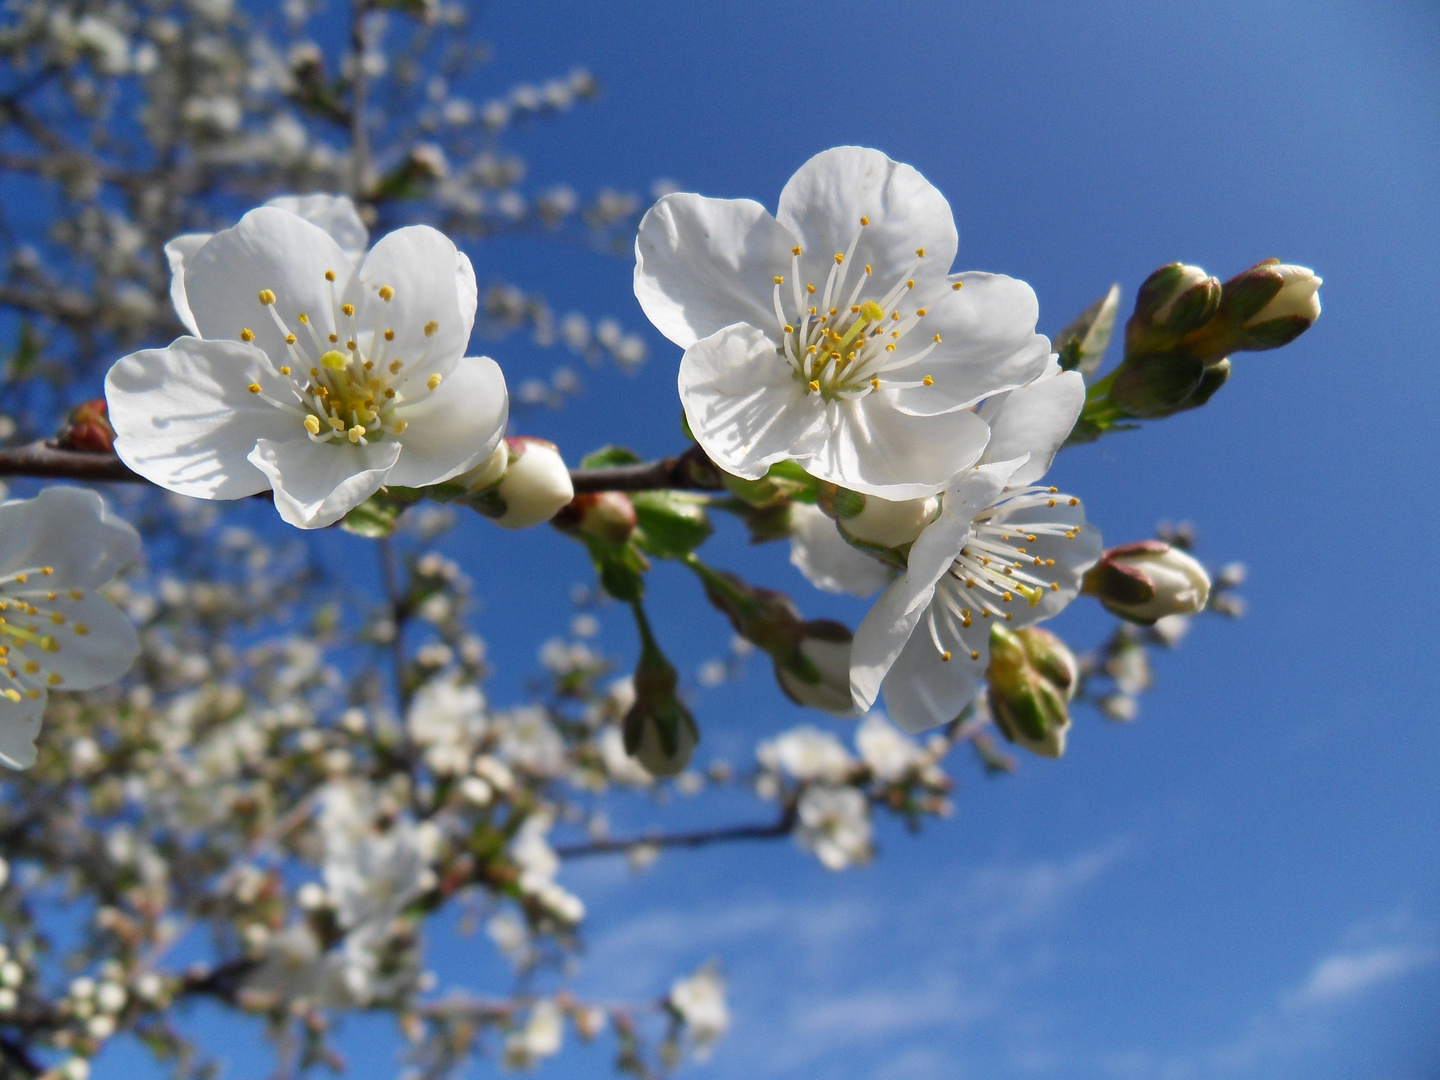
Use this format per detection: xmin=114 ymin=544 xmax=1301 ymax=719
xmin=1069 ymin=497 xmax=1079 ymax=506
xmin=324 ymin=270 xmax=337 ymax=282
xmin=773 ymin=276 xmax=784 ymax=285
xmin=285 ymin=333 xmax=297 ymax=345
xmin=279 ymin=366 xmax=291 ymax=376
xmin=933 ymin=334 xmax=942 ymax=343
xmin=906 ymin=279 xmax=915 ymax=289
xmin=783 ymin=324 xmax=795 ymax=334
xmin=941 ymin=650 xmax=951 ymax=662
xmin=340 ymin=304 xmax=354 ymax=318
xmin=891 ymin=311 xmax=900 ymax=321
xmin=328 ymin=334 xmax=339 ymax=343
xmin=871 ymin=378 xmax=880 ymax=390
xmin=424 ymin=321 xmax=439 ymax=337
xmin=850 ymin=305 xmax=861 ymax=314
xmin=378 ymin=285 xmax=394 ymax=301
xmin=922 ymin=375 xmax=934 ymax=386
xmin=247 ymin=383 xmax=262 ymax=394
xmin=1050 ymin=582 xmax=1060 ymax=591
xmin=915 ymin=247 xmax=926 ymax=257
xmin=384 ymin=329 xmax=395 ymax=342
xmin=864 ymin=264 xmax=872 ymax=275
xmin=792 ymin=246 xmax=802 ymax=256
xmin=1048 ymin=486 xmax=1058 ymax=493
xmin=808 ymin=380 xmax=820 ymax=392
xmin=970 ymin=650 xmax=980 ymax=660
xmin=885 ymin=344 xmax=896 ymax=352
xmin=304 ymin=415 xmax=321 ymax=435
xmin=860 ymin=215 xmax=870 ymax=226
xmin=389 ymin=359 xmax=403 ymax=374
xmin=427 ymin=373 xmax=443 ymax=390
xmin=239 ymin=328 xmax=255 ymax=342
xmin=834 ymin=253 xmax=845 ymax=265
xmin=916 ymin=308 xmax=928 ymax=317
xmin=807 ymin=283 xmax=816 ymax=294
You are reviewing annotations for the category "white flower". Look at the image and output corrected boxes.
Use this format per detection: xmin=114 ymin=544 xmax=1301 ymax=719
xmin=319 ymin=784 xmax=432 ymax=930
xmin=463 ymin=437 xmax=575 ymax=530
xmin=107 ymin=207 xmax=508 ymax=529
xmin=406 ymin=677 xmax=486 ymax=775
xmin=164 ymin=195 xmax=370 ymax=335
xmin=855 ymin=712 xmax=923 ymax=781
xmin=670 ymin=963 xmax=729 ymax=1054
xmin=635 ymin=146 xmax=1051 ymax=498
xmin=0 ymin=488 xmax=141 ymax=769
xmin=796 ymin=786 xmax=872 ymax=870
xmin=851 ymin=362 xmax=1102 ymax=732
xmin=504 ymin=999 xmax=564 ymax=1068
xmin=787 ymin=502 xmax=892 ymax=598
xmin=757 ymin=725 xmax=853 ymax=783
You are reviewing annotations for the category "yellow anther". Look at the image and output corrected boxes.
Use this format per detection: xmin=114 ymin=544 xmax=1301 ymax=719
xmin=392 ymin=420 xmax=408 ymax=435
xmin=829 ymin=308 xmax=839 ymax=316
xmin=933 ymin=334 xmax=942 ymax=343
xmin=40 ymin=568 xmax=52 ymax=577
xmin=1048 ymin=486 xmax=1058 ymax=493
xmin=923 ymin=375 xmax=934 ymax=386
xmin=257 ymin=289 xmax=276 ymax=305
xmin=907 ymin=279 xmax=915 ymax=289
xmin=850 ymin=305 xmax=861 ymax=314
xmin=328 ymin=334 xmax=339 ymax=343
xmin=809 ymin=306 xmax=817 ymax=316
xmin=39 ymin=636 xmax=57 ymax=653
xmin=1048 ymin=499 xmax=1057 ymax=507
xmin=22 ymin=661 xmax=37 ymax=674
xmin=298 ymin=313 xmax=309 ymax=324
xmin=49 ymin=612 xmax=63 ymax=625
xmin=792 ymin=246 xmax=802 ymax=256
xmin=73 ymin=624 xmax=88 ymax=635
xmin=424 ymin=321 xmax=439 ymax=337
xmin=378 ymin=285 xmax=394 ymax=301
xmin=807 ymin=345 xmax=818 ymax=354
xmin=341 ymin=303 xmax=355 ymax=317
xmin=1 ymin=690 xmax=18 ymax=703
xmin=864 ymin=264 xmax=872 ymax=275
xmin=941 ymin=650 xmax=951 ymax=662
xmin=885 ymin=344 xmax=896 ymax=352
xmin=970 ymin=650 xmax=980 ymax=660
xmin=247 ymin=383 xmax=262 ymax=394
xmin=68 ymin=591 xmax=82 ymax=601
xmin=1027 ymin=534 xmax=1037 ymax=542
xmin=916 ymin=308 xmax=927 ymax=317
xmin=952 ymin=282 xmax=964 ymax=290
xmin=783 ymin=324 xmax=795 ymax=334
xmin=860 ymin=215 xmax=870 ymax=226
xmin=891 ymin=311 xmax=900 ymax=321
xmin=347 ymin=425 xmax=366 ymax=443
xmin=383 ymin=388 xmax=395 ymax=399
xmin=1046 ymin=559 xmax=1055 ymax=567
xmin=808 ymin=380 xmax=820 ymax=392
xmin=389 ymin=359 xmax=403 ymax=374
xmin=239 ymin=328 xmax=255 ymax=342
xmin=870 ymin=378 xmax=880 ymax=390
xmin=807 ymin=283 xmax=816 ymax=294
xmin=966 ymin=579 xmax=977 ymax=588
xmin=47 ymin=673 xmax=61 ymax=686
xmin=774 ymin=276 xmax=784 ymax=285
xmin=833 ymin=253 xmax=845 ymax=265
xmin=347 ymin=340 xmax=357 ymax=350
xmin=304 ymin=415 xmax=321 ymax=435
xmin=427 ymin=373 xmax=443 ymax=390
xmin=915 ymin=247 xmax=926 ymax=257
xmin=1051 ymin=582 xmax=1060 ymax=591
xmin=324 ymin=270 xmax=336 ymax=282
xmin=1069 ymin=497 xmax=1079 ymax=506
xmin=329 ymin=417 xmax=345 ymax=431
xmin=320 ymin=350 xmax=348 ymax=370
xmin=384 ymin=329 xmax=395 ymax=342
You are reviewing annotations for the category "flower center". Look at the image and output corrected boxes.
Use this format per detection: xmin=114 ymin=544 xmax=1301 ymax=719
xmin=924 ymin=486 xmax=1083 ymax=663
xmin=769 ymin=217 xmax=956 ymax=403
xmin=243 ymin=274 xmax=445 ymax=447
xmin=0 ymin=566 xmax=89 ymax=702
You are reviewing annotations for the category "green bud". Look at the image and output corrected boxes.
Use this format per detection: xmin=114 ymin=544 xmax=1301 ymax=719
xmin=1187 ymin=260 xmax=1323 ymax=362
xmin=622 ymin=602 xmax=699 ymax=777
xmin=773 ymin=620 xmax=859 ymax=718
xmin=1107 ymin=350 xmax=1207 ymax=419
xmin=1126 ymin=263 xmax=1221 ymax=356
xmin=986 ymin=625 xmax=1077 ymax=759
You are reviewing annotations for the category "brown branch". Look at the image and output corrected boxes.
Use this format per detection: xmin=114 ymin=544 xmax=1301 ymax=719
xmin=0 ymin=441 xmax=729 ymax=494
xmin=555 ymin=804 xmax=796 ymax=859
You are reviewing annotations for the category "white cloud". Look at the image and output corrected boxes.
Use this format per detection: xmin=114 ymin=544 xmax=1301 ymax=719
xmin=1285 ymin=942 xmax=1437 ymax=1008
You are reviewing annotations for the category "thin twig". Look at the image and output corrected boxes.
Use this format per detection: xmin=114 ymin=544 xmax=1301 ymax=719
xmin=555 ymin=804 xmax=796 ymax=859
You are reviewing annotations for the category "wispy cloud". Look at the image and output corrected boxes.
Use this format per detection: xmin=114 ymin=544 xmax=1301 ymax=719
xmin=1284 ymin=942 xmax=1437 ymax=1008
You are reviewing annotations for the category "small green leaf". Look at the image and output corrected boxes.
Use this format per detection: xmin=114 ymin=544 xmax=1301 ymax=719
xmin=1055 ymin=284 xmax=1121 ymax=379
xmin=580 ymin=445 xmax=642 ymax=469
xmin=339 ymin=488 xmax=421 ymax=537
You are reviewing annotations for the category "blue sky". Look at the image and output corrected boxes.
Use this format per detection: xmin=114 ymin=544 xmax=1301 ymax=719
xmin=103 ymin=1 xmax=1440 ymax=1077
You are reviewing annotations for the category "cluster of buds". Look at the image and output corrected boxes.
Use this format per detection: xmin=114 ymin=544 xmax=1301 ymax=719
xmin=1083 ymin=541 xmax=1212 ymax=624
xmin=1099 ymin=260 xmax=1322 ymax=421
xmin=986 ymin=626 xmax=1078 ymax=758
xmin=459 ymin=437 xmax=575 ymax=530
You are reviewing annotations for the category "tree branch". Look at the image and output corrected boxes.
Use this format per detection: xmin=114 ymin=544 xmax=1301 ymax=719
xmin=0 ymin=441 xmax=728 ymax=493
xmin=555 ymin=804 xmax=796 ymax=859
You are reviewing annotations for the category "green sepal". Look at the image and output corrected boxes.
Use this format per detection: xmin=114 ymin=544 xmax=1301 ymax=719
xmin=631 ymin=491 xmax=713 ymax=559
xmin=721 ymin=460 xmax=817 ymax=508
xmin=339 ymin=487 xmax=423 ymax=537
xmin=580 ymin=445 xmax=642 ymax=469
xmin=579 ymin=534 xmax=650 ymax=602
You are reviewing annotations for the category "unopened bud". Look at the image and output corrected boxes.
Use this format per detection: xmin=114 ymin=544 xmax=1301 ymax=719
xmin=552 ymin=491 xmax=636 ymax=544
xmin=59 ymin=399 xmax=115 ymax=453
xmin=820 ymin=485 xmax=938 ymax=549
xmin=774 ymin=620 xmax=859 ymax=718
xmin=623 ymin=605 xmax=699 ymax=777
xmin=1084 ymin=540 xmax=1211 ymax=623
xmin=1194 ymin=260 xmax=1323 ymax=359
xmin=452 ymin=442 xmax=508 ymax=495
xmin=470 ymin=437 xmax=574 ymax=530
xmin=986 ymin=625 xmax=1077 ymax=759
xmin=1127 ymin=263 xmax=1222 ymax=353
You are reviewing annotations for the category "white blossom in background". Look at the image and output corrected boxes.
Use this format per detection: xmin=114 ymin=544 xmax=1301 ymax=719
xmin=319 ymin=784 xmax=435 ymax=931
xmin=851 ymin=359 xmax=1101 ymax=732
xmin=796 ymin=786 xmax=872 ymax=870
xmin=855 ymin=712 xmax=924 ymax=781
xmin=510 ymin=813 xmax=585 ymax=924
xmin=787 ymin=501 xmax=893 ymax=598
xmin=407 ymin=677 xmax=486 ymax=775
xmin=106 ymin=208 xmax=509 ymax=528
xmin=635 ymin=145 xmax=1051 ymax=497
xmin=0 ymin=488 xmax=141 ymax=769
xmin=669 ymin=963 xmax=730 ymax=1058
xmin=504 ymin=999 xmax=564 ymax=1069
xmin=757 ymin=725 xmax=854 ymax=783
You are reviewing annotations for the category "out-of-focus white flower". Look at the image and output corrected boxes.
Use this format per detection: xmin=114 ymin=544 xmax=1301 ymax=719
xmin=796 ymin=786 xmax=872 ymax=870
xmin=108 ymin=208 xmax=507 ymax=529
xmin=757 ymin=726 xmax=853 ymax=783
xmin=319 ymin=784 xmax=433 ymax=930
xmin=496 ymin=706 xmax=566 ymax=775
xmin=635 ymin=146 xmax=1050 ymax=498
xmin=598 ymin=725 xmax=654 ymax=787
xmin=504 ymin=999 xmax=564 ymax=1068
xmin=406 ymin=678 xmax=486 ymax=775
xmin=510 ymin=813 xmax=585 ymax=924
xmin=855 ymin=713 xmax=923 ymax=781
xmin=0 ymin=488 xmax=141 ymax=769
xmin=670 ymin=962 xmax=729 ymax=1056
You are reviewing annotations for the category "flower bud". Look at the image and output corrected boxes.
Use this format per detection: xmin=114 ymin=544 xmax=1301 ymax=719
xmin=1126 ymin=263 xmax=1222 ymax=354
xmin=623 ymin=647 xmax=698 ymax=779
xmin=470 ymin=437 xmax=574 ymax=530
xmin=774 ymin=620 xmax=860 ymax=718
xmin=1194 ymin=260 xmax=1323 ymax=358
xmin=1083 ymin=540 xmax=1211 ymax=623
xmin=452 ymin=442 xmax=508 ymax=495
xmin=552 ymin=491 xmax=636 ymax=544
xmin=58 ymin=399 xmax=115 ymax=453
xmin=824 ymin=488 xmax=939 ymax=549
xmin=986 ymin=625 xmax=1077 ymax=759
xmin=1107 ymin=350 xmax=1208 ymax=419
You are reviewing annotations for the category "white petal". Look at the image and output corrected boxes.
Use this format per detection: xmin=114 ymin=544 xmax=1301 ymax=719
xmin=850 ymin=462 xmax=1020 ymax=711
xmin=345 ymin=225 xmax=473 ymax=382
xmin=265 ymin=194 xmax=369 ymax=261
xmin=0 ymin=691 xmax=46 ymax=769
xmin=164 ymin=232 xmax=210 ymax=335
xmin=880 ymin=614 xmax=990 ymax=733
xmin=799 ymin=400 xmax=992 ymax=499
xmin=107 ymin=337 xmax=293 ymax=499
xmin=678 ymin=323 xmax=826 ymax=480
xmin=0 ymin=487 xmax=139 ymax=588
xmin=888 ymin=273 xmax=1052 ymax=416
xmin=788 ymin=503 xmax=893 ymax=598
xmin=186 ymin=207 xmax=352 ymax=368
xmin=978 ymin=368 xmax=1084 ymax=487
xmin=249 ymin=438 xmax=402 ymax=530
xmin=777 ymin=147 xmax=958 ymax=290
xmin=25 ymin=593 xmax=139 ymax=690
xmin=634 ymin=194 xmax=798 ymax=349
xmin=386 ymin=355 xmax=509 ymax=488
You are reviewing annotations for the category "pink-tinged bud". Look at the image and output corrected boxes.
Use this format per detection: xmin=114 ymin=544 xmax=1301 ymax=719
xmin=775 ymin=620 xmax=860 ymax=718
xmin=59 ymin=399 xmax=115 ymax=453
xmin=1199 ymin=259 xmax=1323 ymax=357
xmin=1084 ymin=540 xmax=1211 ymax=623
xmin=1127 ymin=263 xmax=1222 ymax=353
xmin=552 ymin=491 xmax=637 ymax=544
xmin=986 ymin=625 xmax=1078 ymax=759
xmin=1241 ymin=262 xmax=1322 ymax=331
xmin=470 ymin=437 xmax=574 ymax=530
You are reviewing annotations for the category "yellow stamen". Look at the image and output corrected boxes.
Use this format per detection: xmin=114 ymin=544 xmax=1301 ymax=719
xmin=773 ymin=276 xmax=784 ymax=285
xmin=923 ymin=375 xmax=934 ymax=386
xmin=427 ymin=373 xmax=443 ymax=390
xmin=860 ymin=215 xmax=870 ymax=226
xmin=239 ymin=328 xmax=254 ymax=342
xmin=347 ymin=425 xmax=366 ymax=443
xmin=247 ymin=383 xmax=262 ymax=394
xmin=304 ymin=415 xmax=321 ymax=435
xmin=808 ymin=380 xmax=820 ymax=392
xmin=378 ymin=285 xmax=394 ymax=301
xmin=324 ymin=270 xmax=336 ymax=282
xmin=257 ymin=289 xmax=276 ymax=305
xmin=424 ymin=321 xmax=439 ymax=337
xmin=834 ymin=253 xmax=845 ymax=265
xmin=952 ymin=282 xmax=964 ymax=290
